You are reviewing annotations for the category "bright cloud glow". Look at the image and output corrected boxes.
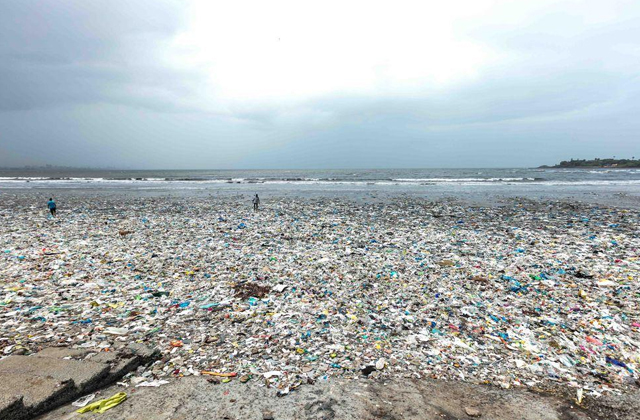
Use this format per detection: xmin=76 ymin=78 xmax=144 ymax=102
xmin=173 ymin=0 xmax=498 ymax=105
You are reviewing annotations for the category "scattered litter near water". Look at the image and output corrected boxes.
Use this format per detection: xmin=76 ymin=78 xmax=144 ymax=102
xmin=104 ymin=328 xmax=129 ymax=335
xmin=273 ymin=284 xmax=288 ymax=293
xmin=130 ymin=377 xmax=147 ymax=386
xmin=233 ymin=282 xmax=270 ymax=299
xmin=576 ymin=388 xmax=584 ymax=405
xmin=1 ymin=195 xmax=639 ymax=397
xmin=71 ymin=393 xmax=96 ymax=407
xmin=276 ymin=387 xmax=290 ymax=397
xmin=597 ymin=279 xmax=617 ymax=287
xmin=201 ymin=371 xmax=237 ymax=377
xmin=136 ymin=380 xmax=170 ymax=387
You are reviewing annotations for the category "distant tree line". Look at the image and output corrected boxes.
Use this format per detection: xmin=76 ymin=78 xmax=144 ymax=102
xmin=541 ymin=157 xmax=640 ymax=168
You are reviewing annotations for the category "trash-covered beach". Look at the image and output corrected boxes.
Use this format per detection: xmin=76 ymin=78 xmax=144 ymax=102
xmin=1 ymin=192 xmax=639 ymax=400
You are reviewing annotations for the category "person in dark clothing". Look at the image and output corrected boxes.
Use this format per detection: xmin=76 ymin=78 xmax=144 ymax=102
xmin=47 ymin=198 xmax=56 ymax=217
xmin=252 ymin=194 xmax=260 ymax=211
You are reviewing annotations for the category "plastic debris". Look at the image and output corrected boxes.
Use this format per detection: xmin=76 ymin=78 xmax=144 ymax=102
xmin=71 ymin=393 xmax=96 ymax=408
xmin=76 ymin=392 xmax=127 ymax=414
xmin=576 ymin=388 xmax=584 ymax=405
xmin=136 ymin=380 xmax=170 ymax=387
xmin=1 ymin=195 xmax=639 ymax=398
xmin=201 ymin=371 xmax=238 ymax=377
xmin=104 ymin=328 xmax=129 ymax=336
xmin=464 ymin=406 xmax=482 ymax=417
xmin=273 ymin=284 xmax=288 ymax=293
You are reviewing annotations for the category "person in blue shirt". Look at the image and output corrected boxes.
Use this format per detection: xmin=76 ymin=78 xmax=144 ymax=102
xmin=47 ymin=198 xmax=56 ymax=217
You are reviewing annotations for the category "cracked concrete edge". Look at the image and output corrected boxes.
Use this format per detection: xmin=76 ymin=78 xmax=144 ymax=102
xmin=124 ymin=343 xmax=161 ymax=364
xmin=33 ymin=348 xmax=93 ymax=360
xmin=0 ymin=345 xmax=160 ymax=420
xmin=0 ymin=355 xmax=112 ymax=392
xmin=26 ymin=380 xmax=77 ymax=418
xmin=0 ymin=394 xmax=24 ymax=420
xmin=0 ymin=376 xmax=76 ymax=420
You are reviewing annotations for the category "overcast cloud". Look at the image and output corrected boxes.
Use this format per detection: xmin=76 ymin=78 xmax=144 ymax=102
xmin=1 ymin=0 xmax=638 ymax=168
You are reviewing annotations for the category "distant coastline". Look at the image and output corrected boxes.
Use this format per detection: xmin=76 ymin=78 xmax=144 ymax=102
xmin=0 ymin=165 xmax=113 ymax=171
xmin=539 ymin=158 xmax=640 ymax=169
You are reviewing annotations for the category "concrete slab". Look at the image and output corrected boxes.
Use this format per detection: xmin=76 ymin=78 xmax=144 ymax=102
xmin=90 ymin=352 xmax=140 ymax=381
xmin=0 ymin=394 xmax=25 ymax=420
xmin=86 ymin=351 xmax=119 ymax=364
xmin=0 ymin=355 xmax=110 ymax=392
xmin=0 ymin=374 xmax=74 ymax=419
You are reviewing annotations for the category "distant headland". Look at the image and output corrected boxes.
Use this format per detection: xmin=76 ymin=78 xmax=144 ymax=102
xmin=539 ymin=158 xmax=640 ymax=168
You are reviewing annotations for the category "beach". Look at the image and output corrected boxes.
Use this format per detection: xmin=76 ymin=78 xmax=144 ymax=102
xmin=1 ymin=190 xmax=639 ymax=404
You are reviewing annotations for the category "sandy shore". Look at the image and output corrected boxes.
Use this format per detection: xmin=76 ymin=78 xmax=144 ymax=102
xmin=1 ymin=193 xmax=639 ymax=401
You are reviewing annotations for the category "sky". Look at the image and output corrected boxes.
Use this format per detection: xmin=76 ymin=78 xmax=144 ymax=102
xmin=0 ymin=0 xmax=639 ymax=169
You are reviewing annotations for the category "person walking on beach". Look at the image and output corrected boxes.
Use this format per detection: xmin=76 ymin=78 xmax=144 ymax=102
xmin=253 ymin=194 xmax=260 ymax=211
xmin=47 ymin=197 xmax=57 ymax=217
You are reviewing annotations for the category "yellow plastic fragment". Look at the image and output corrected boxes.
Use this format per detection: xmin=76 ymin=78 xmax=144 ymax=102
xmin=76 ymin=392 xmax=127 ymax=414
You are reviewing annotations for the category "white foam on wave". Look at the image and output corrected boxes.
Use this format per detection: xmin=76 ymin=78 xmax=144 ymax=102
xmin=2 ymin=176 xmax=640 ymax=188
xmin=393 ymin=177 xmax=535 ymax=182
xmin=538 ymin=180 xmax=640 ymax=186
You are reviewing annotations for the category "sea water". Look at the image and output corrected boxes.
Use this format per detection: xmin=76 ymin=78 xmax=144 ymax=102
xmin=1 ymin=168 xmax=640 ymax=206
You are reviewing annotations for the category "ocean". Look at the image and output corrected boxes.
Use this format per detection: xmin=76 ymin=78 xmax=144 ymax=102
xmin=2 ymin=168 xmax=640 ymax=206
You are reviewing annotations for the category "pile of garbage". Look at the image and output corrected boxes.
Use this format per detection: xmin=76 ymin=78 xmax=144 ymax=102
xmin=1 ymin=193 xmax=639 ymax=398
